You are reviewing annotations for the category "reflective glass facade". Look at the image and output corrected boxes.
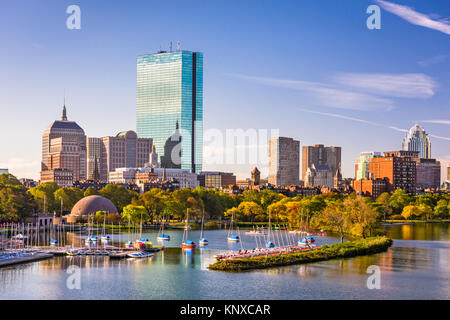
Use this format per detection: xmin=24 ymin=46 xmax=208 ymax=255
xmin=137 ymin=51 xmax=203 ymax=173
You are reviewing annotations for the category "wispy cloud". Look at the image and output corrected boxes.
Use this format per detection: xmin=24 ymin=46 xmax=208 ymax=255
xmin=300 ymin=108 xmax=450 ymax=141
xmin=420 ymin=120 xmax=450 ymax=125
xmin=375 ymin=0 xmax=450 ymax=35
xmin=232 ymin=74 xmax=394 ymax=111
xmin=418 ymin=55 xmax=448 ymax=67
xmin=333 ymin=73 xmax=437 ymax=99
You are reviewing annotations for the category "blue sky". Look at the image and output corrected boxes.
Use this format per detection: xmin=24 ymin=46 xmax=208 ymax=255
xmin=0 ymin=0 xmax=449 ymax=181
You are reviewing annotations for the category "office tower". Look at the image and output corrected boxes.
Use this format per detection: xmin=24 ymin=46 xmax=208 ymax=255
xmin=86 ymin=137 xmax=102 ymax=180
xmin=47 ymin=136 xmax=81 ymax=181
xmin=268 ymin=137 xmax=300 ymax=186
xmin=355 ymin=152 xmax=382 ymax=180
xmin=415 ymin=158 xmax=441 ymax=189
xmin=137 ymin=49 xmax=203 ymax=173
xmin=302 ymin=144 xmax=341 ymax=181
xmin=402 ymin=124 xmax=431 ymax=159
xmin=369 ymin=151 xmax=417 ymax=195
xmin=41 ymin=106 xmax=86 ymax=181
xmin=448 ymin=164 xmax=450 ymax=182
xmin=94 ymin=130 xmax=152 ymax=182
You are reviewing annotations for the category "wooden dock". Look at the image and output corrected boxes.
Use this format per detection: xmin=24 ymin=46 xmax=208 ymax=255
xmin=0 ymin=253 xmax=54 ymax=268
xmin=109 ymin=251 xmax=139 ymax=259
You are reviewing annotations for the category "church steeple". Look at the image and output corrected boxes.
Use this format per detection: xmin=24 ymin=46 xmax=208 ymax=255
xmin=62 ymin=105 xmax=67 ymax=121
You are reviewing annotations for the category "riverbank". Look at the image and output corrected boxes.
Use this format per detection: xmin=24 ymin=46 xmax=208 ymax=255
xmin=209 ymin=236 xmax=393 ymax=272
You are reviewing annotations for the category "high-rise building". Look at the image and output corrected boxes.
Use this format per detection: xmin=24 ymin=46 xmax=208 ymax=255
xmin=415 ymin=158 xmax=441 ymax=189
xmin=447 ymin=164 xmax=450 ymax=182
xmin=41 ymin=106 xmax=86 ymax=181
xmin=302 ymin=144 xmax=341 ymax=181
xmin=402 ymin=124 xmax=431 ymax=159
xmin=355 ymin=152 xmax=382 ymax=180
xmin=136 ymin=50 xmax=203 ymax=173
xmin=47 ymin=136 xmax=81 ymax=181
xmin=86 ymin=137 xmax=102 ymax=181
xmin=369 ymin=151 xmax=417 ymax=195
xmin=92 ymin=130 xmax=152 ymax=182
xmin=268 ymin=137 xmax=300 ymax=186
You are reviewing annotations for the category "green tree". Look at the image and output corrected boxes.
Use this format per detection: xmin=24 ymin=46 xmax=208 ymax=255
xmin=345 ymin=197 xmax=379 ymax=238
xmin=54 ymin=187 xmax=84 ymax=212
xmin=100 ymin=184 xmax=137 ymax=212
xmin=389 ymin=189 xmax=411 ymax=215
xmin=376 ymin=192 xmax=392 ymax=221
xmin=28 ymin=182 xmax=59 ymax=213
xmin=317 ymin=200 xmax=349 ymax=243
xmin=0 ymin=174 xmax=22 ymax=186
xmin=0 ymin=185 xmax=35 ymax=221
xmin=122 ymin=205 xmax=149 ymax=224
xmin=84 ymin=187 xmax=100 ymax=197
xmin=433 ymin=200 xmax=449 ymax=218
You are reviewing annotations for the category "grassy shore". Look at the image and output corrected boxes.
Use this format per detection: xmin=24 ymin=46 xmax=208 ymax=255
xmin=209 ymin=236 xmax=393 ymax=272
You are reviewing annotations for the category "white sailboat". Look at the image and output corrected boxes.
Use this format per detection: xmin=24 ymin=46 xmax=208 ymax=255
xmin=199 ymin=209 xmax=208 ymax=246
xmin=227 ymin=210 xmax=239 ymax=242
xmin=157 ymin=214 xmax=170 ymax=241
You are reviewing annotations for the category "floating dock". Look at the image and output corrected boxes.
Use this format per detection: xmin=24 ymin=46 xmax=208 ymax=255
xmin=0 ymin=253 xmax=54 ymax=268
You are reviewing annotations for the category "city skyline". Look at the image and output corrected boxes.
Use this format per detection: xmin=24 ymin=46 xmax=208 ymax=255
xmin=0 ymin=0 xmax=449 ymax=181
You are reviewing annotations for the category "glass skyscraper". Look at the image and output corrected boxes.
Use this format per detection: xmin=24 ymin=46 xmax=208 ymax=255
xmin=402 ymin=124 xmax=431 ymax=159
xmin=137 ymin=50 xmax=203 ymax=173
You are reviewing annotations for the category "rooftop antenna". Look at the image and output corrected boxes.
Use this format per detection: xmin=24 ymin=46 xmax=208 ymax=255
xmin=177 ymin=41 xmax=181 ymax=51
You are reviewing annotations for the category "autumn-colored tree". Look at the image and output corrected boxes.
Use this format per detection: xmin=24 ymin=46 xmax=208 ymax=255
xmin=401 ymin=205 xmax=421 ymax=220
xmin=237 ymin=201 xmax=263 ymax=222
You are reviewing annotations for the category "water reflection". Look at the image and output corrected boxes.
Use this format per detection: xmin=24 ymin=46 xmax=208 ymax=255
xmin=0 ymin=224 xmax=449 ymax=299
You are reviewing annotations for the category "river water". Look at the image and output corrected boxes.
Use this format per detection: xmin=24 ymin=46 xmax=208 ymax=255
xmin=0 ymin=223 xmax=448 ymax=300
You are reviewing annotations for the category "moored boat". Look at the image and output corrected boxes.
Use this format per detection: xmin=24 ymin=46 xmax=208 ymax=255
xmin=127 ymin=251 xmax=154 ymax=259
xmin=157 ymin=234 xmax=171 ymax=241
xmin=227 ymin=234 xmax=240 ymax=242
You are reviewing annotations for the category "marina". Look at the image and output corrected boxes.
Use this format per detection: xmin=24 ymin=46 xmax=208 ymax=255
xmin=0 ymin=223 xmax=448 ymax=300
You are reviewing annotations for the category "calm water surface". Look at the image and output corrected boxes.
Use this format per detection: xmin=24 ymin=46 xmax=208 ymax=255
xmin=0 ymin=223 xmax=449 ymax=300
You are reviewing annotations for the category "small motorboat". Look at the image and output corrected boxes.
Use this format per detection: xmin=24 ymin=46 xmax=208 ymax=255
xmin=67 ymin=250 xmax=79 ymax=256
xmin=245 ymin=229 xmax=265 ymax=235
xmin=157 ymin=234 xmax=171 ymax=241
xmin=181 ymin=240 xmax=196 ymax=249
xmin=199 ymin=238 xmax=209 ymax=246
xmin=127 ymin=251 xmax=154 ymax=259
xmin=227 ymin=234 xmax=240 ymax=242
